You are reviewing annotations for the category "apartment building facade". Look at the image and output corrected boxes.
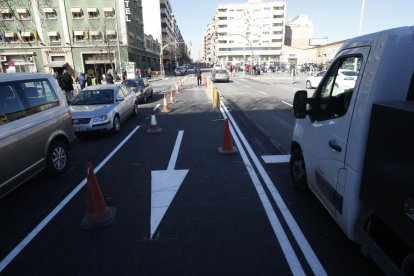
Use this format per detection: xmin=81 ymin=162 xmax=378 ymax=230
xmin=0 ymin=0 xmax=155 ymax=77
xmin=211 ymin=0 xmax=286 ymax=67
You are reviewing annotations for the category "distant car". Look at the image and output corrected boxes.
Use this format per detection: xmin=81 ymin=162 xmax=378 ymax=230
xmin=211 ymin=69 xmax=230 ymax=82
xmin=174 ymin=66 xmax=186 ymax=76
xmin=70 ymin=84 xmax=138 ymax=134
xmin=122 ymin=78 xmax=153 ymax=104
xmin=335 ymin=69 xmax=359 ymax=91
xmin=306 ymin=71 xmax=326 ymax=89
xmin=213 ymin=64 xmax=222 ymax=70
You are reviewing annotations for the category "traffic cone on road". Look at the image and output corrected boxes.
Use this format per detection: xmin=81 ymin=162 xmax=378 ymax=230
xmin=161 ymin=93 xmax=170 ymax=113
xmin=147 ymin=111 xmax=162 ymax=133
xmin=81 ymin=162 xmax=117 ymax=229
xmin=175 ymin=83 xmax=180 ymax=94
xmin=218 ymin=119 xmax=238 ymax=154
xmin=169 ymin=88 xmax=176 ymax=104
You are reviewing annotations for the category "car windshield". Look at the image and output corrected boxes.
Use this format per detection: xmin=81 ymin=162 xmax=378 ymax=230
xmin=340 ymin=70 xmax=359 ymax=76
xmin=122 ymin=80 xmax=137 ymax=87
xmin=216 ymin=70 xmax=227 ymax=74
xmin=71 ymin=89 xmax=114 ymax=105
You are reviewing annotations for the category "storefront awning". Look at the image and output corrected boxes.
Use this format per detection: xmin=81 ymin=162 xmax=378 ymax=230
xmin=106 ymin=30 xmax=116 ymax=36
xmin=44 ymin=62 xmax=68 ymax=68
xmin=22 ymin=32 xmax=32 ymax=37
xmin=74 ymin=31 xmax=84 ymax=36
xmin=103 ymin=7 xmax=114 ymax=12
xmin=16 ymin=8 xmax=28 ymax=14
xmin=5 ymin=32 xmax=15 ymax=38
xmin=43 ymin=8 xmax=55 ymax=13
xmin=87 ymin=7 xmax=98 ymax=13
xmin=89 ymin=31 xmax=101 ymax=36
xmin=0 ymin=8 xmax=11 ymax=14
xmin=71 ymin=7 xmax=82 ymax=13
xmin=47 ymin=31 xmax=59 ymax=37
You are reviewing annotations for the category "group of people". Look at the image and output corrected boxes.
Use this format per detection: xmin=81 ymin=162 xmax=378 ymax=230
xmin=55 ymin=70 xmax=115 ymax=103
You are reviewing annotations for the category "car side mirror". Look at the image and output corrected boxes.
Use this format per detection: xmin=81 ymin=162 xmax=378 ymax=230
xmin=293 ymin=90 xmax=308 ymax=119
xmin=116 ymin=96 xmax=124 ymax=102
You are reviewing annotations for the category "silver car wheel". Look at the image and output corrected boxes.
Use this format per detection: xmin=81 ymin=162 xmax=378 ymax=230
xmin=113 ymin=116 xmax=121 ymax=132
xmin=52 ymin=146 xmax=67 ymax=170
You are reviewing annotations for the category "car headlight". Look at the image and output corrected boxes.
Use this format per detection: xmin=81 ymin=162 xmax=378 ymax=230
xmin=92 ymin=115 xmax=108 ymax=122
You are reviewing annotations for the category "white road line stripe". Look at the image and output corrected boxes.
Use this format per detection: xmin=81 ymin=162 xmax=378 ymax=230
xmin=0 ymin=126 xmax=142 ymax=273
xmin=258 ymin=90 xmax=267 ymax=95
xmin=218 ymin=106 xmax=305 ymax=276
xmin=244 ymin=85 xmax=251 ymax=88
xmin=220 ymin=102 xmax=327 ymax=276
xmin=262 ymin=155 xmax=291 ymax=163
xmin=282 ymin=101 xmax=293 ymax=107
xmin=167 ymin=130 xmax=184 ymax=170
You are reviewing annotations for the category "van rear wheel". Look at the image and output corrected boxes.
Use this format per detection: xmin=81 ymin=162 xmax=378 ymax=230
xmin=290 ymin=149 xmax=309 ymax=191
xmin=46 ymin=141 xmax=69 ymax=176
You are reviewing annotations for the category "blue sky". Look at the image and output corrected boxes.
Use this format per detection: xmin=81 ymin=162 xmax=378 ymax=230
xmin=169 ymin=0 xmax=414 ymax=59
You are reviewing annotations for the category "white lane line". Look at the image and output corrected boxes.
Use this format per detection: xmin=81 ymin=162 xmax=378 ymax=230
xmin=244 ymin=85 xmax=251 ymax=88
xmin=258 ymin=90 xmax=267 ymax=95
xmin=0 ymin=126 xmax=142 ymax=273
xmin=282 ymin=101 xmax=293 ymax=107
xmin=167 ymin=130 xmax=184 ymax=170
xmin=220 ymin=102 xmax=327 ymax=276
xmin=154 ymin=103 xmax=161 ymax=111
xmin=262 ymin=155 xmax=291 ymax=163
xmin=218 ymin=107 xmax=305 ymax=276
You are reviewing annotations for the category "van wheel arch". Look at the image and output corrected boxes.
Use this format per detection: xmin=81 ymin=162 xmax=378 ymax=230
xmin=290 ymin=144 xmax=309 ymax=191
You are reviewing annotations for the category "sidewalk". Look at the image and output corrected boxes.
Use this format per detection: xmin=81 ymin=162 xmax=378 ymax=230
xmin=233 ymin=71 xmax=307 ymax=86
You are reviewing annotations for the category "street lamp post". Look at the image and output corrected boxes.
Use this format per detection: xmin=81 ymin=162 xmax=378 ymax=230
xmin=229 ymin=33 xmax=254 ymax=75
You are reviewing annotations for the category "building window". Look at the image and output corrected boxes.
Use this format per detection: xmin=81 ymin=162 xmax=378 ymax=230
xmin=273 ymin=6 xmax=284 ymax=10
xmin=218 ymin=17 xmax=227 ymax=20
xmin=4 ymin=32 xmax=18 ymax=43
xmin=272 ymin=23 xmax=283 ymax=26
xmin=103 ymin=7 xmax=115 ymax=18
xmin=87 ymin=8 xmax=99 ymax=19
xmin=218 ymin=25 xmax=227 ymax=28
xmin=48 ymin=31 xmax=60 ymax=43
xmin=16 ymin=8 xmax=30 ymax=20
xmin=90 ymin=31 xmax=102 ymax=41
xmin=0 ymin=9 xmax=13 ymax=20
xmin=218 ymin=40 xmax=227 ymax=43
xmin=22 ymin=32 xmax=34 ymax=42
xmin=273 ymin=31 xmax=283 ymax=34
xmin=218 ymin=9 xmax=227 ymax=12
xmin=106 ymin=31 xmax=117 ymax=41
xmin=273 ymin=15 xmax=284 ymax=18
xmin=71 ymin=7 xmax=83 ymax=19
xmin=43 ymin=8 xmax=57 ymax=19
xmin=264 ymin=7 xmax=271 ymax=10
xmin=74 ymin=30 xmax=85 ymax=42
xmin=263 ymin=31 xmax=269 ymax=34
xmin=272 ymin=39 xmax=282 ymax=42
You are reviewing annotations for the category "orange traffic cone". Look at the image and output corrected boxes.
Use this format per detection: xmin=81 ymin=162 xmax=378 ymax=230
xmin=81 ymin=162 xmax=117 ymax=229
xmin=175 ymin=83 xmax=180 ymax=94
xmin=161 ymin=93 xmax=170 ymax=113
xmin=147 ymin=111 xmax=162 ymax=133
xmin=218 ymin=119 xmax=238 ymax=154
xmin=169 ymin=88 xmax=176 ymax=104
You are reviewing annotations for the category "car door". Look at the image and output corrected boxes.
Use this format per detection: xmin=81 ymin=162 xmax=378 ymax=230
xmin=121 ymin=85 xmax=134 ymax=118
xmin=115 ymin=87 xmax=129 ymax=121
xmin=302 ymin=47 xmax=370 ymax=217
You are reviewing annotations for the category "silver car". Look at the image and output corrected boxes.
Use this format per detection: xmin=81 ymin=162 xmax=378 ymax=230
xmin=211 ymin=69 xmax=230 ymax=82
xmin=70 ymin=84 xmax=138 ymax=134
xmin=0 ymin=73 xmax=75 ymax=198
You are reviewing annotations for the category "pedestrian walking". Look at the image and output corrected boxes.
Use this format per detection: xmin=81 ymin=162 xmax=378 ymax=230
xmin=60 ymin=69 xmax=74 ymax=103
xmin=78 ymin=73 xmax=86 ymax=89
xmin=106 ymin=72 xmax=114 ymax=84
xmin=195 ymin=67 xmax=202 ymax=86
xmin=148 ymin=67 xmax=152 ymax=79
xmin=291 ymin=64 xmax=297 ymax=84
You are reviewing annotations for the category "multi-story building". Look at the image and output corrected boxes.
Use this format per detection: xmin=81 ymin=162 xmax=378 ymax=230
xmin=211 ymin=0 xmax=286 ymax=67
xmin=284 ymin=14 xmax=314 ymax=49
xmin=142 ymin=0 xmax=189 ymax=74
xmin=203 ymin=21 xmax=217 ymax=66
xmin=0 ymin=0 xmax=155 ymax=77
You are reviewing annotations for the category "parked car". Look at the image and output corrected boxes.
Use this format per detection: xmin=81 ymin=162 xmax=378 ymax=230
xmin=0 ymin=73 xmax=76 ymax=198
xmin=70 ymin=84 xmax=138 ymax=135
xmin=335 ymin=69 xmax=359 ymax=91
xmin=211 ymin=69 xmax=230 ymax=82
xmin=122 ymin=78 xmax=153 ymax=104
xmin=174 ymin=66 xmax=186 ymax=76
xmin=306 ymin=71 xmax=326 ymax=89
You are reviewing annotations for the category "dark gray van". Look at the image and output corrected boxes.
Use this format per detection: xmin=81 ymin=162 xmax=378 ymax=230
xmin=0 ymin=73 xmax=76 ymax=198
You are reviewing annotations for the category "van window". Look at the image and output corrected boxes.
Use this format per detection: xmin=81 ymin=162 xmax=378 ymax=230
xmin=311 ymin=56 xmax=362 ymax=122
xmin=0 ymin=79 xmax=59 ymax=125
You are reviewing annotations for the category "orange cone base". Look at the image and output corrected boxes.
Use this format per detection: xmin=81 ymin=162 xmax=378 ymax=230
xmin=147 ymin=127 xmax=162 ymax=133
xmin=81 ymin=206 xmax=117 ymax=229
xmin=161 ymin=108 xmax=170 ymax=113
xmin=218 ymin=146 xmax=238 ymax=154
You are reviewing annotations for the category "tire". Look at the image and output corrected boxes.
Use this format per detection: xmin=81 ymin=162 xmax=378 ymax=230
xmin=306 ymin=81 xmax=312 ymax=89
xmin=46 ymin=141 xmax=69 ymax=176
xmin=112 ymin=115 xmax=121 ymax=133
xmin=290 ymin=148 xmax=309 ymax=191
xmin=141 ymin=94 xmax=147 ymax=104
xmin=133 ymin=102 xmax=138 ymax=116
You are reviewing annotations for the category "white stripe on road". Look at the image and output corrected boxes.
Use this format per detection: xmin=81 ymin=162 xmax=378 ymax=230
xmin=262 ymin=155 xmax=291 ymax=163
xmin=282 ymin=101 xmax=293 ymax=107
xmin=220 ymin=102 xmax=327 ymax=276
xmin=0 ymin=126 xmax=142 ymax=273
xmin=258 ymin=90 xmax=267 ymax=95
xmin=244 ymin=85 xmax=251 ymax=88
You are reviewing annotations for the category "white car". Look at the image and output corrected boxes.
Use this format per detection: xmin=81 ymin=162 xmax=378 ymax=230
xmin=213 ymin=64 xmax=221 ymax=70
xmin=306 ymin=71 xmax=326 ymax=89
xmin=335 ymin=69 xmax=358 ymax=91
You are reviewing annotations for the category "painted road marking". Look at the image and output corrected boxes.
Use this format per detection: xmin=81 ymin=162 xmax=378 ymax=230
xmin=0 ymin=126 xmax=142 ymax=273
xmin=262 ymin=155 xmax=291 ymax=163
xmin=219 ymin=102 xmax=327 ymax=276
xmin=244 ymin=85 xmax=251 ymax=88
xmin=154 ymin=103 xmax=161 ymax=111
xmin=258 ymin=90 xmax=267 ymax=95
xmin=282 ymin=101 xmax=293 ymax=107
xmin=150 ymin=130 xmax=188 ymax=240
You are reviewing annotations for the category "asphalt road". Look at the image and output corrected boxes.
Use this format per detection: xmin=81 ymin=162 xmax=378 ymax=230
xmin=0 ymin=71 xmax=382 ymax=275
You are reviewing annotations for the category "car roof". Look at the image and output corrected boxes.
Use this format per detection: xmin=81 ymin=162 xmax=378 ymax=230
xmin=82 ymin=84 xmax=120 ymax=91
xmin=0 ymin=73 xmax=54 ymax=81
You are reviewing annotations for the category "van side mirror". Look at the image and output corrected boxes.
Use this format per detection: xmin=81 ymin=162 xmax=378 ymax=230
xmin=293 ymin=90 xmax=308 ymax=119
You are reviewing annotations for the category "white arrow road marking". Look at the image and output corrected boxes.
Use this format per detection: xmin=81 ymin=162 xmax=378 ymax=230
xmin=281 ymin=101 xmax=293 ymax=107
xmin=150 ymin=130 xmax=188 ymax=239
xmin=262 ymin=155 xmax=291 ymax=163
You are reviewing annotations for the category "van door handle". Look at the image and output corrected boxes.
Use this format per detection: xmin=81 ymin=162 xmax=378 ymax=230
xmin=329 ymin=140 xmax=342 ymax=152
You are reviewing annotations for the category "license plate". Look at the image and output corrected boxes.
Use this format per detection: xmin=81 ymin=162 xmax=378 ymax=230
xmin=74 ymin=126 xmax=86 ymax=132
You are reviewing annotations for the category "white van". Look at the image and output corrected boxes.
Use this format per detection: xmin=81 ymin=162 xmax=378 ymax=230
xmin=291 ymin=26 xmax=414 ymax=275
xmin=0 ymin=73 xmax=76 ymax=198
